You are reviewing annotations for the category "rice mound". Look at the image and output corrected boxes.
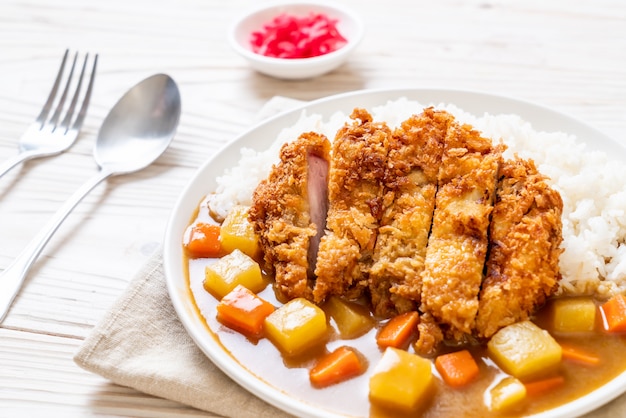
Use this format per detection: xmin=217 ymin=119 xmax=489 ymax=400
xmin=209 ymin=98 xmax=626 ymax=299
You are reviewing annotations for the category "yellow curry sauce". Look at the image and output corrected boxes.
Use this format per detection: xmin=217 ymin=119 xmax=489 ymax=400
xmin=184 ymin=204 xmax=626 ymax=417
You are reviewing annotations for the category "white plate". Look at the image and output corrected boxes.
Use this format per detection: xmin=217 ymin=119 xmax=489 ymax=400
xmin=164 ymin=88 xmax=626 ymax=418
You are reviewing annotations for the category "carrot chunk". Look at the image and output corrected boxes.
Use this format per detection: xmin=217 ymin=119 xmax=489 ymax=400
xmin=216 ymin=285 xmax=275 ymax=337
xmin=309 ymin=346 xmax=366 ymax=388
xmin=524 ymin=375 xmax=565 ymax=397
xmin=600 ymin=294 xmax=626 ymax=333
xmin=376 ymin=311 xmax=419 ymax=349
xmin=184 ymin=222 xmax=222 ymax=258
xmin=560 ymin=343 xmax=600 ymax=366
xmin=435 ymin=349 xmax=480 ymax=387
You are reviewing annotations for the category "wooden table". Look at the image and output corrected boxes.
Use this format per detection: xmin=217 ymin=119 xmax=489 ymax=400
xmin=1 ymin=0 xmax=625 ymax=416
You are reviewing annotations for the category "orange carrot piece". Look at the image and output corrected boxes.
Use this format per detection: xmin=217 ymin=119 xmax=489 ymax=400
xmin=435 ymin=349 xmax=480 ymax=387
xmin=600 ymin=294 xmax=626 ymax=333
xmin=560 ymin=343 xmax=600 ymax=366
xmin=184 ymin=222 xmax=222 ymax=258
xmin=524 ymin=375 xmax=565 ymax=397
xmin=216 ymin=285 xmax=275 ymax=337
xmin=376 ymin=311 xmax=419 ymax=348
xmin=309 ymin=346 xmax=366 ymax=388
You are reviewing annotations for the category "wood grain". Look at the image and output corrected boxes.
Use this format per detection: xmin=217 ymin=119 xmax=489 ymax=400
xmin=0 ymin=0 xmax=625 ymax=416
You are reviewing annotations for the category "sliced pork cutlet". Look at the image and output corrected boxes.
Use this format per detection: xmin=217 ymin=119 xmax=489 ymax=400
xmin=313 ymin=108 xmax=391 ymax=303
xmin=369 ymin=108 xmax=453 ymax=318
xmin=414 ymin=313 xmax=445 ymax=357
xmin=419 ymin=122 xmax=503 ymax=341
xmin=475 ymin=157 xmax=563 ymax=338
xmin=249 ymin=132 xmax=331 ymax=302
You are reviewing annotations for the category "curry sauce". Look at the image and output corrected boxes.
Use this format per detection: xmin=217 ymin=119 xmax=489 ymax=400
xmin=186 ymin=250 xmax=626 ymax=417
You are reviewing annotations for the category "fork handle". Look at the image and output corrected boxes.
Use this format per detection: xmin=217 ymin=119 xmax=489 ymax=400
xmin=0 ymin=150 xmax=44 ymax=178
xmin=0 ymin=167 xmax=113 ymax=322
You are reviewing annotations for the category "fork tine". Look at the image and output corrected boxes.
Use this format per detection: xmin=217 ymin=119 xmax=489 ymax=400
xmin=70 ymin=53 xmax=98 ymax=133
xmin=48 ymin=52 xmax=78 ymax=131
xmin=58 ymin=53 xmax=89 ymax=134
xmin=35 ymin=49 xmax=70 ymax=127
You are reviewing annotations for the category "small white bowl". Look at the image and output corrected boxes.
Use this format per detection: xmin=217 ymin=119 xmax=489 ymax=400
xmin=229 ymin=2 xmax=364 ymax=80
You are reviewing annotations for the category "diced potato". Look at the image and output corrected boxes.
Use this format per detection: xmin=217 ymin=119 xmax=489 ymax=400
xmin=553 ymin=297 xmax=597 ymax=333
xmin=203 ymin=249 xmax=265 ymax=299
xmin=488 ymin=321 xmax=562 ymax=379
xmin=220 ymin=205 xmax=259 ymax=257
xmin=369 ymin=347 xmax=433 ymax=412
xmin=264 ymin=298 xmax=328 ymax=356
xmin=324 ymin=296 xmax=374 ymax=339
xmin=487 ymin=376 xmax=527 ymax=412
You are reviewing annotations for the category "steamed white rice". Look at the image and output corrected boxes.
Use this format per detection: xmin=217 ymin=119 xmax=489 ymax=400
xmin=209 ymin=98 xmax=626 ymax=299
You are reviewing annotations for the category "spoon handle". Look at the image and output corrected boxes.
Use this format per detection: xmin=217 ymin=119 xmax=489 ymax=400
xmin=0 ymin=168 xmax=113 ymax=322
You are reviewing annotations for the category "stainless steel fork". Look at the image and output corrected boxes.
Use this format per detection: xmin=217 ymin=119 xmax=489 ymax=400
xmin=0 ymin=50 xmax=98 ymax=178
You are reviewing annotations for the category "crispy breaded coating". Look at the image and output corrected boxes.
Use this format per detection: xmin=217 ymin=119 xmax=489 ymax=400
xmin=249 ymin=132 xmax=331 ymax=301
xmin=369 ymin=108 xmax=453 ymax=317
xmin=414 ymin=313 xmax=445 ymax=357
xmin=475 ymin=158 xmax=563 ymax=338
xmin=250 ymin=104 xmax=565 ymax=352
xmin=420 ymin=122 xmax=503 ymax=338
xmin=313 ymin=109 xmax=391 ymax=303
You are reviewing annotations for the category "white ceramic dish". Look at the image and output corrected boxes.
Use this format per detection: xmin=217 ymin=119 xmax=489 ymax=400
xmin=164 ymin=88 xmax=626 ymax=418
xmin=228 ymin=1 xmax=364 ymax=80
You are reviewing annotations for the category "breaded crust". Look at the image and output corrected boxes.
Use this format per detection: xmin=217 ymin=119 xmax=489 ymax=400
xmin=249 ymin=132 xmax=331 ymax=301
xmin=249 ymin=105 xmax=565 ymax=352
xmin=420 ymin=122 xmax=503 ymax=338
xmin=475 ymin=157 xmax=563 ymax=338
xmin=313 ymin=109 xmax=391 ymax=303
xmin=369 ymin=108 xmax=453 ymax=317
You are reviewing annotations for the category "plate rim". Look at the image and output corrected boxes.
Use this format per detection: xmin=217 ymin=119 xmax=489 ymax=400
xmin=164 ymin=87 xmax=626 ymax=418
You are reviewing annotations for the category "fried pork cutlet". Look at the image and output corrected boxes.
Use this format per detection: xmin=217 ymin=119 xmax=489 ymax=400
xmin=419 ymin=122 xmax=503 ymax=340
xmin=475 ymin=157 xmax=563 ymax=338
xmin=249 ymin=132 xmax=331 ymax=301
xmin=369 ymin=108 xmax=453 ymax=318
xmin=414 ymin=313 xmax=445 ymax=357
xmin=313 ymin=108 xmax=391 ymax=303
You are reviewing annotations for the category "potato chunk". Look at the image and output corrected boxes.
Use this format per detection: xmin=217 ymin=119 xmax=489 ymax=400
xmin=220 ymin=205 xmax=259 ymax=257
xmin=203 ymin=249 xmax=265 ymax=299
xmin=487 ymin=376 xmax=527 ymax=412
xmin=553 ymin=297 xmax=597 ymax=333
xmin=324 ymin=296 xmax=374 ymax=339
xmin=369 ymin=347 xmax=433 ymax=412
xmin=264 ymin=298 xmax=328 ymax=356
xmin=488 ymin=321 xmax=562 ymax=379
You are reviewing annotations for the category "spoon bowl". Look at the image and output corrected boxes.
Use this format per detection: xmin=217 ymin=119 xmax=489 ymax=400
xmin=95 ymin=74 xmax=181 ymax=174
xmin=0 ymin=73 xmax=181 ymax=322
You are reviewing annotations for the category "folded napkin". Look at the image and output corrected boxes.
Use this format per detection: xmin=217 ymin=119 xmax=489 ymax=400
xmin=75 ymin=97 xmax=626 ymax=418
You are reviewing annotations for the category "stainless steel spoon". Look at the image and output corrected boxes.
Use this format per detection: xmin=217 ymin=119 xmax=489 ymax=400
xmin=0 ymin=73 xmax=181 ymax=322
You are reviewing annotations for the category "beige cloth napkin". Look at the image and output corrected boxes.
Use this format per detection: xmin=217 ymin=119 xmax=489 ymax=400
xmin=74 ymin=97 xmax=626 ymax=418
